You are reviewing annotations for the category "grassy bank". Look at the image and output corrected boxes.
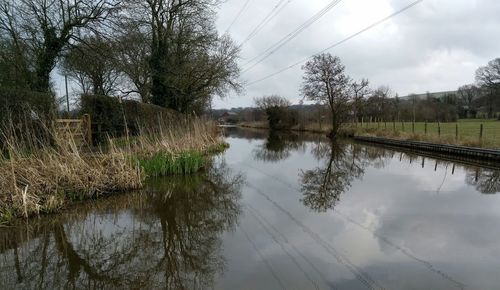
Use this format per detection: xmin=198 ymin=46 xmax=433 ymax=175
xmin=239 ymin=119 xmax=500 ymax=149
xmin=354 ymin=119 xmax=500 ymax=149
xmin=0 ymin=118 xmax=227 ymax=224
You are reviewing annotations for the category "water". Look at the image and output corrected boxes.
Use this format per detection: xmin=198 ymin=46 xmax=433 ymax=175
xmin=1 ymin=127 xmax=500 ymax=290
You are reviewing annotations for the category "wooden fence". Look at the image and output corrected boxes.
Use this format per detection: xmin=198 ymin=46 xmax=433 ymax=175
xmin=55 ymin=114 xmax=92 ymax=145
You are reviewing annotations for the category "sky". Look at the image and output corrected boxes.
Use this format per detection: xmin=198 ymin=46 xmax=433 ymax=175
xmin=211 ymin=0 xmax=500 ymax=109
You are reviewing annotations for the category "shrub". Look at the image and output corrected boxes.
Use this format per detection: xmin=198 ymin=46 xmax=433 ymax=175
xmin=0 ymin=89 xmax=55 ymax=151
xmin=80 ymin=95 xmax=181 ymax=143
xmin=266 ymin=107 xmax=299 ymax=130
xmin=0 ymin=88 xmax=55 ymax=123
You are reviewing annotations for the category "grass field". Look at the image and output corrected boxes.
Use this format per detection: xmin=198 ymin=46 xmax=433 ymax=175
xmin=239 ymin=119 xmax=500 ymax=149
xmin=354 ymin=119 xmax=500 ymax=148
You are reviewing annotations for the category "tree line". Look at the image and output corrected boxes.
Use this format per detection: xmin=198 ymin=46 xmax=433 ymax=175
xmin=0 ymin=0 xmax=241 ymax=115
xmin=252 ymin=53 xmax=499 ymax=137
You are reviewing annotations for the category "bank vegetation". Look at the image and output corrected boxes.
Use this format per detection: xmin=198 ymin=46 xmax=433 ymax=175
xmin=0 ymin=113 xmax=225 ymax=224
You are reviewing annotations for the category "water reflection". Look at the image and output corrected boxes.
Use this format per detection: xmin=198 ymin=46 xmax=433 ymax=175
xmin=253 ymin=131 xmax=306 ymax=162
xmin=0 ymin=160 xmax=244 ymax=289
xmin=2 ymin=128 xmax=500 ymax=289
xmin=300 ymin=139 xmax=500 ymax=213
xmin=465 ymin=169 xmax=500 ymax=194
xmin=301 ymin=141 xmax=401 ymax=212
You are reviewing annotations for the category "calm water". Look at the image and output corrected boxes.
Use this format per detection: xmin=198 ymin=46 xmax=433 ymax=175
xmin=1 ymin=128 xmax=500 ymax=290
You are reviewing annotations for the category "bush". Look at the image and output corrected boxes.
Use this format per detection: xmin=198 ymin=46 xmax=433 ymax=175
xmin=80 ymin=95 xmax=124 ymax=142
xmin=266 ymin=107 xmax=299 ymax=130
xmin=0 ymin=89 xmax=55 ymax=151
xmin=81 ymin=95 xmax=181 ymax=143
xmin=0 ymin=88 xmax=55 ymax=124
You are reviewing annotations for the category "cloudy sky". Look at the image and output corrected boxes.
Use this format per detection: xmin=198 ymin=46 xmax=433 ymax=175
xmin=212 ymin=0 xmax=500 ymax=109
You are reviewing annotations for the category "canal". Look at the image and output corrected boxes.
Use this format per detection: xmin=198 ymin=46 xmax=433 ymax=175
xmin=1 ymin=127 xmax=499 ymax=289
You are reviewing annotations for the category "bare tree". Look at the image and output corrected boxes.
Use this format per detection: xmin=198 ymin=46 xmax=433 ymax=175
xmin=368 ymin=85 xmax=395 ymax=121
xmin=476 ymin=58 xmax=500 ymax=90
xmin=457 ymin=84 xmax=479 ymax=118
xmin=254 ymin=95 xmax=297 ymax=130
xmin=113 ymin=23 xmax=152 ymax=102
xmin=301 ymin=53 xmax=351 ymax=138
xmin=254 ymin=95 xmax=291 ymax=110
xmin=123 ymin=0 xmax=240 ymax=113
xmin=62 ymin=36 xmax=122 ymax=96
xmin=0 ymin=0 xmax=120 ymax=93
xmin=475 ymin=58 xmax=500 ymax=118
xmin=350 ymin=78 xmax=370 ymax=124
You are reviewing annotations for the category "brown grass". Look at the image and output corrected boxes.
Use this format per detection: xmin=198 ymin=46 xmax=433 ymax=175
xmin=0 ymin=117 xmax=224 ymax=223
xmin=354 ymin=127 xmax=486 ymax=148
xmin=126 ymin=117 xmax=223 ymax=157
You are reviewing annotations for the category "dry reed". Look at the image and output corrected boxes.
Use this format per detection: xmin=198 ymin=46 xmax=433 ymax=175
xmin=0 ymin=116 xmax=225 ymax=223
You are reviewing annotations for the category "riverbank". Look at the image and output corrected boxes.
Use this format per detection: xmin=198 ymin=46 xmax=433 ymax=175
xmin=239 ymin=120 xmax=500 ymax=149
xmin=355 ymin=135 xmax=500 ymax=162
xmin=0 ymin=119 xmax=227 ymax=224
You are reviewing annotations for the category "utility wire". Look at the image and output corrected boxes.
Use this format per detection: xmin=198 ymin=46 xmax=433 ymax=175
xmin=225 ymin=0 xmax=251 ymax=34
xmin=242 ymin=0 xmax=344 ymax=71
xmin=246 ymin=0 xmax=424 ymax=86
xmin=239 ymin=0 xmax=291 ymax=46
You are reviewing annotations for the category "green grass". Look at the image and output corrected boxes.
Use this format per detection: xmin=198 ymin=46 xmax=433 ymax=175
xmin=0 ymin=207 xmax=15 ymax=225
xmin=136 ymin=151 xmax=208 ymax=177
xmin=206 ymin=142 xmax=230 ymax=155
xmin=353 ymin=119 xmax=500 ymax=148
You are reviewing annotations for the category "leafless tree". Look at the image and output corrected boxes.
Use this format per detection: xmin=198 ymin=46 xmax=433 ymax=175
xmin=475 ymin=58 xmax=500 ymax=118
xmin=112 ymin=23 xmax=152 ymax=102
xmin=0 ymin=0 xmax=120 ymax=93
xmin=254 ymin=95 xmax=297 ymax=130
xmin=457 ymin=84 xmax=479 ymax=118
xmin=61 ymin=36 xmax=122 ymax=96
xmin=123 ymin=0 xmax=241 ymax=114
xmin=254 ymin=95 xmax=291 ymax=110
xmin=301 ymin=53 xmax=351 ymax=138
xmin=350 ymin=78 xmax=370 ymax=124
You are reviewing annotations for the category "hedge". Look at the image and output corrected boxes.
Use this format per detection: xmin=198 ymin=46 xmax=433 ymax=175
xmin=80 ymin=95 xmax=181 ymax=143
xmin=0 ymin=88 xmax=55 ymax=124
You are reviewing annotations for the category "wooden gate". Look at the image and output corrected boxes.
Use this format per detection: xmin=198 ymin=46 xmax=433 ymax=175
xmin=55 ymin=114 xmax=92 ymax=145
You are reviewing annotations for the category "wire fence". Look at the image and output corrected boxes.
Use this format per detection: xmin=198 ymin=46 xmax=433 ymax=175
xmin=353 ymin=120 xmax=500 ymax=148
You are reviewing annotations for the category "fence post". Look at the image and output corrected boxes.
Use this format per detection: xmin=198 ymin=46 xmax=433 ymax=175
xmin=384 ymin=120 xmax=387 ymax=130
xmin=455 ymin=123 xmax=458 ymax=140
xmin=402 ymin=121 xmax=405 ymax=132
xmin=480 ymin=123 xmax=483 ymax=140
xmin=424 ymin=121 xmax=427 ymax=135
xmin=438 ymin=122 xmax=441 ymax=137
xmin=393 ymin=120 xmax=396 ymax=132
xmin=412 ymin=121 xmax=415 ymax=134
xmin=82 ymin=114 xmax=92 ymax=145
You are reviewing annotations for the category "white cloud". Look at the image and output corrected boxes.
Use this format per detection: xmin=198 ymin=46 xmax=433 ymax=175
xmin=213 ymin=0 xmax=500 ymax=108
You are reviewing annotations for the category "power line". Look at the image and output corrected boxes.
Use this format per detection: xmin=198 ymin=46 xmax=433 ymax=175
xmin=225 ymin=0 xmax=251 ymax=34
xmin=242 ymin=0 xmax=344 ymax=72
xmin=246 ymin=0 xmax=424 ymax=86
xmin=239 ymin=0 xmax=291 ymax=46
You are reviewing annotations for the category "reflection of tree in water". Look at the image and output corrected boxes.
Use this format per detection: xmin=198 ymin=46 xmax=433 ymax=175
xmin=0 ymin=160 xmax=244 ymax=289
xmin=465 ymin=169 xmax=500 ymax=194
xmin=253 ymin=131 xmax=306 ymax=162
xmin=301 ymin=141 xmax=389 ymax=212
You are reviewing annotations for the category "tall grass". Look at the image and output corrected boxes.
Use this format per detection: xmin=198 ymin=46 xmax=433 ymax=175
xmin=0 ymin=115 xmax=226 ymax=223
xmin=137 ymin=151 xmax=207 ymax=177
xmin=0 ymin=119 xmax=143 ymax=223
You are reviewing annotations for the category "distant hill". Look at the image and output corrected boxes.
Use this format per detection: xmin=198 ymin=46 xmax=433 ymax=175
xmin=400 ymin=90 xmax=457 ymax=101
